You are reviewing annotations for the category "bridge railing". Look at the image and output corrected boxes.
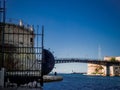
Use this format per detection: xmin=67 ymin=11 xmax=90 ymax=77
xmin=55 ymin=58 xmax=120 ymax=65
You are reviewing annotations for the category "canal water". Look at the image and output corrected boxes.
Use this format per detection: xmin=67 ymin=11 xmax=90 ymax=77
xmin=44 ymin=74 xmax=120 ymax=90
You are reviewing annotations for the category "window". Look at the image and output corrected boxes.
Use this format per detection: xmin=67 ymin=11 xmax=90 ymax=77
xmin=30 ymin=38 xmax=33 ymax=42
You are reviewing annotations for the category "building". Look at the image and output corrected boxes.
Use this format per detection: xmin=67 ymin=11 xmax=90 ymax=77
xmin=0 ymin=20 xmax=36 ymax=70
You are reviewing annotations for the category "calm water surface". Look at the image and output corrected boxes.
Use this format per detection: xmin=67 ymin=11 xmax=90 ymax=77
xmin=44 ymin=74 xmax=120 ymax=90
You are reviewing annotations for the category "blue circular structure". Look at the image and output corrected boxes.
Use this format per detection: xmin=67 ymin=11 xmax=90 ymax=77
xmin=42 ymin=49 xmax=55 ymax=75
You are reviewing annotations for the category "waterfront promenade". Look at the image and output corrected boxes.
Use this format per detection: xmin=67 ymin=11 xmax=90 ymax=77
xmin=0 ymin=75 xmax=63 ymax=90
xmin=0 ymin=87 xmax=43 ymax=90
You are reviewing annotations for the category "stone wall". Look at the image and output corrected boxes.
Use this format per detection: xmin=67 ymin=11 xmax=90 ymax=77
xmin=3 ymin=23 xmax=34 ymax=47
xmin=0 ymin=23 xmax=36 ymax=70
xmin=87 ymin=56 xmax=120 ymax=76
xmin=113 ymin=66 xmax=120 ymax=76
xmin=87 ymin=63 xmax=105 ymax=76
xmin=104 ymin=56 xmax=120 ymax=76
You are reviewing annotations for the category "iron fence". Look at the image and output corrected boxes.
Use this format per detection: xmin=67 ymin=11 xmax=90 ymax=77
xmin=0 ymin=22 xmax=44 ymax=87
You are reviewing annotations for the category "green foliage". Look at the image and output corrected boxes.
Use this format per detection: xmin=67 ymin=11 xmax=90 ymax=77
xmin=95 ymin=68 xmax=99 ymax=73
xmin=110 ymin=57 xmax=116 ymax=62
xmin=93 ymin=65 xmax=104 ymax=75
xmin=99 ymin=65 xmax=103 ymax=70
xmin=92 ymin=72 xmax=97 ymax=74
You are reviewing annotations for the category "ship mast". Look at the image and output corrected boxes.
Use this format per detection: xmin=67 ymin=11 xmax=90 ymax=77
xmin=98 ymin=44 xmax=101 ymax=60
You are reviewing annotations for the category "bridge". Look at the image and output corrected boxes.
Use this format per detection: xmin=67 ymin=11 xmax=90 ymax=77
xmin=55 ymin=58 xmax=120 ymax=65
xmin=54 ymin=58 xmax=120 ymax=76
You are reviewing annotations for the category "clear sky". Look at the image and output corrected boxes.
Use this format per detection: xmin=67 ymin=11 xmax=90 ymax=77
xmin=6 ymin=0 xmax=120 ymax=73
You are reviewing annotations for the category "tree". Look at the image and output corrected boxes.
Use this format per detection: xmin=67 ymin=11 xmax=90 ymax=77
xmin=95 ymin=68 xmax=99 ymax=74
xmin=110 ymin=57 xmax=116 ymax=62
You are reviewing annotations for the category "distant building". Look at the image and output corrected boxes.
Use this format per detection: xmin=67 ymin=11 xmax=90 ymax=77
xmin=0 ymin=21 xmax=36 ymax=70
xmin=87 ymin=56 xmax=120 ymax=76
xmin=104 ymin=56 xmax=120 ymax=61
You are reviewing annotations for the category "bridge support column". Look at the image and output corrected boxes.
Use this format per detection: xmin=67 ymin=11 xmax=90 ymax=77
xmin=106 ymin=64 xmax=110 ymax=76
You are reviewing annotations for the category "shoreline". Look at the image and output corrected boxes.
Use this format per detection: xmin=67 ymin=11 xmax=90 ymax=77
xmin=43 ymin=75 xmax=63 ymax=83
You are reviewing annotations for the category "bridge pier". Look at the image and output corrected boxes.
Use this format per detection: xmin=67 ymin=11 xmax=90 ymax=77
xmin=106 ymin=64 xmax=110 ymax=76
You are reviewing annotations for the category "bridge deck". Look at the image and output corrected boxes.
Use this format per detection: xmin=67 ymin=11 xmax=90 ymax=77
xmin=55 ymin=58 xmax=120 ymax=65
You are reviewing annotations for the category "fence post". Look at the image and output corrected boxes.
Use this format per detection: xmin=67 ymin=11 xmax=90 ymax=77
xmin=0 ymin=68 xmax=5 ymax=87
xmin=40 ymin=25 xmax=44 ymax=87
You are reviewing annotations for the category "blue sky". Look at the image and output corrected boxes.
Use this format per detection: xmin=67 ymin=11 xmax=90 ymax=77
xmin=6 ymin=0 xmax=120 ymax=73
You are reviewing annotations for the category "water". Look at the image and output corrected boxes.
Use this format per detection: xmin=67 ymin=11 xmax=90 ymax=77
xmin=44 ymin=74 xmax=120 ymax=90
